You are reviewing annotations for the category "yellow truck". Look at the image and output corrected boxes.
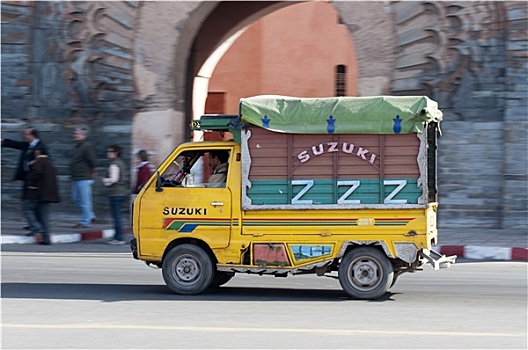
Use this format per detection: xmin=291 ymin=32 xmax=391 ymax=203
xmin=130 ymin=95 xmax=456 ymax=300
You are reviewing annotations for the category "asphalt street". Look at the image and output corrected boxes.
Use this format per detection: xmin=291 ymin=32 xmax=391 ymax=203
xmin=2 ymin=249 xmax=527 ymax=349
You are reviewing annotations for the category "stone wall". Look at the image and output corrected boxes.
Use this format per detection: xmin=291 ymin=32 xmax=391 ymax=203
xmin=388 ymin=1 xmax=527 ymax=229
xmin=1 ymin=2 xmax=33 ymax=119
xmin=1 ymin=1 xmax=527 ymax=229
xmin=503 ymin=3 xmax=528 ymax=229
xmin=1 ymin=1 xmax=141 ymax=219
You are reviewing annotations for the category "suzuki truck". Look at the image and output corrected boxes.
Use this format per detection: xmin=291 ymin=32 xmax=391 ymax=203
xmin=130 ymin=95 xmax=456 ymax=300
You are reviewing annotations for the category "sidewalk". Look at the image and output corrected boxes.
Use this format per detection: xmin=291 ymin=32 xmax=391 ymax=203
xmin=0 ymin=211 xmax=131 ymax=245
xmin=1 ymin=211 xmax=526 ymax=261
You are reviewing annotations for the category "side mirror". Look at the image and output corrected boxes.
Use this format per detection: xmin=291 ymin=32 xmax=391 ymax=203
xmin=156 ymin=171 xmax=163 ymax=192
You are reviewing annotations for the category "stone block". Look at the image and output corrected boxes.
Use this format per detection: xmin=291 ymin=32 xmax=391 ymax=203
xmin=0 ymin=2 xmax=32 ymax=17
xmin=391 ymin=78 xmax=422 ymax=91
xmin=104 ymin=32 xmax=133 ymax=50
xmin=501 ymin=212 xmax=528 ymax=229
xmin=0 ymin=29 xmax=30 ymax=44
xmin=1 ymin=53 xmax=30 ymax=64
xmin=505 ymin=107 xmax=528 ymax=121
xmin=507 ymin=8 xmax=528 ymax=21
xmin=1 ymin=86 xmax=30 ymax=95
xmin=438 ymin=209 xmax=500 ymax=229
xmin=505 ymin=91 xmax=528 ymax=99
xmin=507 ymin=41 xmax=528 ymax=51
xmin=393 ymin=2 xmax=422 ymax=25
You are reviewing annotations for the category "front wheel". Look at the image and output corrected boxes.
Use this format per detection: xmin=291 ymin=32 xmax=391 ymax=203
xmin=162 ymin=244 xmax=214 ymax=295
xmin=338 ymin=247 xmax=394 ymax=300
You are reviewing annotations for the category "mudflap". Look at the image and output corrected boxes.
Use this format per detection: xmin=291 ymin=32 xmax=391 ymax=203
xmin=419 ymin=249 xmax=456 ymax=270
xmin=130 ymin=237 xmax=138 ymax=260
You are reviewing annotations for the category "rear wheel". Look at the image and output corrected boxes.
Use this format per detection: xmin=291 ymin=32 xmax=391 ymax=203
xmin=162 ymin=244 xmax=214 ymax=295
xmin=338 ymin=247 xmax=394 ymax=300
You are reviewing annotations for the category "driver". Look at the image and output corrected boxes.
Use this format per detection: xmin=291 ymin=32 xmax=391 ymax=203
xmin=207 ymin=150 xmax=229 ymax=188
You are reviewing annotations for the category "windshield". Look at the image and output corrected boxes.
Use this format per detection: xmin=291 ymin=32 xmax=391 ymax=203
xmin=158 ymin=149 xmax=231 ymax=188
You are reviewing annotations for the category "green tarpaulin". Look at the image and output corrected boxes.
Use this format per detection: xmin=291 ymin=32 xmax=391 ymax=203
xmin=240 ymin=95 xmax=442 ymax=134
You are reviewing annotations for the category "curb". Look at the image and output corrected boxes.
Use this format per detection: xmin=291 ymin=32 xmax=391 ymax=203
xmin=1 ymin=229 xmax=116 ymax=245
xmin=439 ymin=245 xmax=528 ymax=261
xmin=0 ymin=227 xmax=131 ymax=245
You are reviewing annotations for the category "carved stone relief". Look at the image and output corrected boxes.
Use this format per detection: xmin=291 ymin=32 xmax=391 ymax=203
xmin=391 ymin=1 xmax=506 ymax=120
xmin=62 ymin=1 xmax=139 ymax=119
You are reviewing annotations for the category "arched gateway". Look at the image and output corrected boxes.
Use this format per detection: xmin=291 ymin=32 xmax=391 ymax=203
xmin=1 ymin=1 xmax=526 ymax=230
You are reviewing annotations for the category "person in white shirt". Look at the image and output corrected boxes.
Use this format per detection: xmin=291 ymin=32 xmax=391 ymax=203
xmin=102 ymin=144 xmax=128 ymax=245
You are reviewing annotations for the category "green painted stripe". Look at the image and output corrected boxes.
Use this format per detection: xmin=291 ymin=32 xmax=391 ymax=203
xmin=166 ymin=220 xmax=230 ymax=226
xmin=247 ymin=178 xmax=421 ymax=205
xmin=165 ymin=219 xmax=231 ymax=232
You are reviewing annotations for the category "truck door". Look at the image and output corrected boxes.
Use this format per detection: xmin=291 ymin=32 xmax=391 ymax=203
xmin=137 ymin=147 xmax=233 ymax=257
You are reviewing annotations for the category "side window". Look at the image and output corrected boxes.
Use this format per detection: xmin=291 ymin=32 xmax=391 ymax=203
xmin=159 ymin=149 xmax=230 ymax=188
xmin=204 ymin=150 xmax=230 ymax=188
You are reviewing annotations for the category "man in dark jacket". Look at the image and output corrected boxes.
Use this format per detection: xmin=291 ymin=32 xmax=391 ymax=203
xmin=26 ymin=147 xmax=61 ymax=245
xmin=1 ymin=126 xmax=48 ymax=233
xmin=69 ymin=126 xmax=97 ymax=228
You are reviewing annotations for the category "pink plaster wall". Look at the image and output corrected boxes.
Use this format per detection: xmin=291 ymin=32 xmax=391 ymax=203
xmin=208 ymin=1 xmax=358 ymax=114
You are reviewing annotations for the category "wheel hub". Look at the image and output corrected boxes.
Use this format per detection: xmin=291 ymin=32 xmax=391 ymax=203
xmin=175 ymin=257 xmax=200 ymax=282
xmin=351 ymin=259 xmax=380 ymax=289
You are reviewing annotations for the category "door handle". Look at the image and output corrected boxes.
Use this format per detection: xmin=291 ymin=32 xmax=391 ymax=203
xmin=211 ymin=201 xmax=224 ymax=207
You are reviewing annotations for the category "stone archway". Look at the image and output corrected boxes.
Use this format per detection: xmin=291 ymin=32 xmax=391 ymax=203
xmin=132 ymin=1 xmax=396 ymax=156
xmin=206 ymin=1 xmax=361 ymax=116
xmin=185 ymin=1 xmax=398 ymax=130
xmin=132 ymin=1 xmax=296 ymax=163
xmin=186 ymin=1 xmax=300 ymax=139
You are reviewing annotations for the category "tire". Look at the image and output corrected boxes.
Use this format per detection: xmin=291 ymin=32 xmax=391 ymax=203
xmin=162 ymin=244 xmax=214 ymax=295
xmin=338 ymin=247 xmax=394 ymax=300
xmin=210 ymin=271 xmax=234 ymax=288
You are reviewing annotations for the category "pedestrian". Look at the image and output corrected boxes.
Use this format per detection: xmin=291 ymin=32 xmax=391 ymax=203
xmin=1 ymin=126 xmax=49 ymax=234
xmin=25 ymin=147 xmax=61 ymax=245
xmin=69 ymin=126 xmax=97 ymax=229
xmin=133 ymin=149 xmax=153 ymax=194
xmin=102 ymin=144 xmax=128 ymax=245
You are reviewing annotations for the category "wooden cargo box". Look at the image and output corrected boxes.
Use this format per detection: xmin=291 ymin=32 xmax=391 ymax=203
xmin=241 ymin=126 xmax=434 ymax=209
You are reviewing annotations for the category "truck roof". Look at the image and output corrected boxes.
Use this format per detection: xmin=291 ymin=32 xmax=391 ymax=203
xmin=240 ymin=95 xmax=442 ymax=135
xmin=193 ymin=95 xmax=442 ymax=135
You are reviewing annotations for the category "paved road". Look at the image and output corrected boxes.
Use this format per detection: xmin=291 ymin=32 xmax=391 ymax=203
xmin=2 ymin=247 xmax=527 ymax=349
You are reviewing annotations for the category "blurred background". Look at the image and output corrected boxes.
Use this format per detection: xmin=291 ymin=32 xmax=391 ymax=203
xmin=1 ymin=1 xmax=526 ymax=231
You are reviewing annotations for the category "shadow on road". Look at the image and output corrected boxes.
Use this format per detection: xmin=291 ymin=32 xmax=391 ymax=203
xmin=1 ymin=282 xmax=398 ymax=302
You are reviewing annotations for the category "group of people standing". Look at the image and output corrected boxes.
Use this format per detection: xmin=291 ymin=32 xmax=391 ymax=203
xmin=1 ymin=126 xmax=153 ymax=245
